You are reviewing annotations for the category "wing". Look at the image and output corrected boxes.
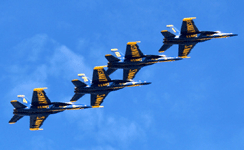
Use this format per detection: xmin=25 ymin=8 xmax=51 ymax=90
xmin=92 ymin=66 xmax=111 ymax=84
xmin=91 ymin=92 xmax=109 ymax=106
xmin=123 ymin=68 xmax=141 ymax=81
xmin=31 ymin=88 xmax=51 ymax=106
xmin=125 ymin=42 xmax=144 ymax=59
xmin=30 ymin=115 xmax=49 ymax=130
xmin=181 ymin=17 xmax=199 ymax=35
xmin=178 ymin=44 xmax=196 ymax=58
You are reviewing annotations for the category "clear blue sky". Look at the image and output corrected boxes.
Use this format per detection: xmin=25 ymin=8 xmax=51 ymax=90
xmin=1 ymin=1 xmax=243 ymax=150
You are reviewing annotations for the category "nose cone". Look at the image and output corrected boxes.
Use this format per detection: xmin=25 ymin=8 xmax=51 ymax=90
xmin=141 ymin=82 xmax=151 ymax=85
xmin=230 ymin=33 xmax=238 ymax=37
xmin=224 ymin=33 xmax=238 ymax=37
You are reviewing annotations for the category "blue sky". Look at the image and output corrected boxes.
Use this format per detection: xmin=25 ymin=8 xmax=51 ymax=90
xmin=0 ymin=0 xmax=243 ymax=149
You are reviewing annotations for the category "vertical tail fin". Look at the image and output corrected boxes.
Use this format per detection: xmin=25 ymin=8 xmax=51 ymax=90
xmin=78 ymin=73 xmax=91 ymax=87
xmin=17 ymin=95 xmax=31 ymax=107
xmin=111 ymin=48 xmax=124 ymax=60
xmin=167 ymin=25 xmax=180 ymax=35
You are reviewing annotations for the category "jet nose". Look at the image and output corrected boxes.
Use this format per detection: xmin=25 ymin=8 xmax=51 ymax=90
xmin=142 ymin=82 xmax=151 ymax=85
xmin=231 ymin=33 xmax=238 ymax=37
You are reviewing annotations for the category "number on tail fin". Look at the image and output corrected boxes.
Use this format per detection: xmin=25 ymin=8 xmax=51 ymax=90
xmin=111 ymin=48 xmax=124 ymax=60
xmin=78 ymin=74 xmax=91 ymax=86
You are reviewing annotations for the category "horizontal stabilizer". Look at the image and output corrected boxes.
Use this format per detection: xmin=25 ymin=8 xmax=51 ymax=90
xmin=9 ymin=115 xmax=23 ymax=124
xmin=105 ymin=54 xmax=120 ymax=62
xmin=10 ymin=100 xmax=27 ymax=109
xmin=161 ymin=30 xmax=176 ymax=38
xmin=72 ymin=79 xmax=87 ymax=87
xmin=159 ymin=44 xmax=173 ymax=53
xmin=70 ymin=94 xmax=85 ymax=102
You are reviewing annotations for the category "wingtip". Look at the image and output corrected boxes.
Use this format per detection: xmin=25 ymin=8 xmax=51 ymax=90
xmin=30 ymin=128 xmax=43 ymax=131
xmin=92 ymin=106 xmax=104 ymax=108
xmin=161 ymin=30 xmax=168 ymax=33
xmin=72 ymin=79 xmax=79 ymax=82
xmin=94 ymin=65 xmax=107 ymax=69
xmin=33 ymin=87 xmax=47 ymax=91
xmin=183 ymin=17 xmax=196 ymax=21
xmin=127 ymin=41 xmax=140 ymax=45
xmin=179 ymin=56 xmax=191 ymax=58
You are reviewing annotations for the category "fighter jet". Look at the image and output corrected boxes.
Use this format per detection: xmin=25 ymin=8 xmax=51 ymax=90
xmin=70 ymin=66 xmax=151 ymax=105
xmin=159 ymin=17 xmax=238 ymax=58
xmin=9 ymin=88 xmax=101 ymax=130
xmin=105 ymin=41 xmax=182 ymax=81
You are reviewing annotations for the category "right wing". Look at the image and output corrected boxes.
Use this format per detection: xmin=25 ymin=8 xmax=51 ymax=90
xmin=178 ymin=43 xmax=196 ymax=58
xmin=125 ymin=42 xmax=144 ymax=59
xmin=31 ymin=88 xmax=51 ymax=106
xmin=92 ymin=66 xmax=111 ymax=84
xmin=123 ymin=68 xmax=141 ymax=81
xmin=180 ymin=17 xmax=199 ymax=35
xmin=30 ymin=115 xmax=49 ymax=130
xmin=91 ymin=92 xmax=109 ymax=107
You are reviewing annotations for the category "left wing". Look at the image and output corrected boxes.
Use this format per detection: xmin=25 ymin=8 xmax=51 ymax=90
xmin=31 ymin=88 xmax=51 ymax=106
xmin=30 ymin=115 xmax=49 ymax=130
xmin=91 ymin=92 xmax=109 ymax=107
xmin=123 ymin=68 xmax=141 ymax=81
xmin=181 ymin=17 xmax=199 ymax=36
xmin=178 ymin=43 xmax=196 ymax=58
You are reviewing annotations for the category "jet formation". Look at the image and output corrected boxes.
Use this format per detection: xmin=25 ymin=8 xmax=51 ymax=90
xmin=9 ymin=17 xmax=237 ymax=130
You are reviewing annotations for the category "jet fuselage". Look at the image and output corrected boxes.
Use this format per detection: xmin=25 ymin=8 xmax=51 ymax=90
xmin=107 ymin=56 xmax=182 ymax=69
xmin=13 ymin=103 xmax=90 ymax=116
xmin=75 ymin=81 xmax=151 ymax=94
xmin=164 ymin=32 xmax=237 ymax=44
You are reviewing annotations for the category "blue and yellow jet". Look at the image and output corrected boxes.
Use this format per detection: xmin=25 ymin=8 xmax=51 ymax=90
xmin=105 ymin=41 xmax=182 ymax=80
xmin=70 ymin=66 xmax=151 ymax=105
xmin=159 ymin=17 xmax=238 ymax=58
xmin=9 ymin=88 xmax=101 ymax=130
